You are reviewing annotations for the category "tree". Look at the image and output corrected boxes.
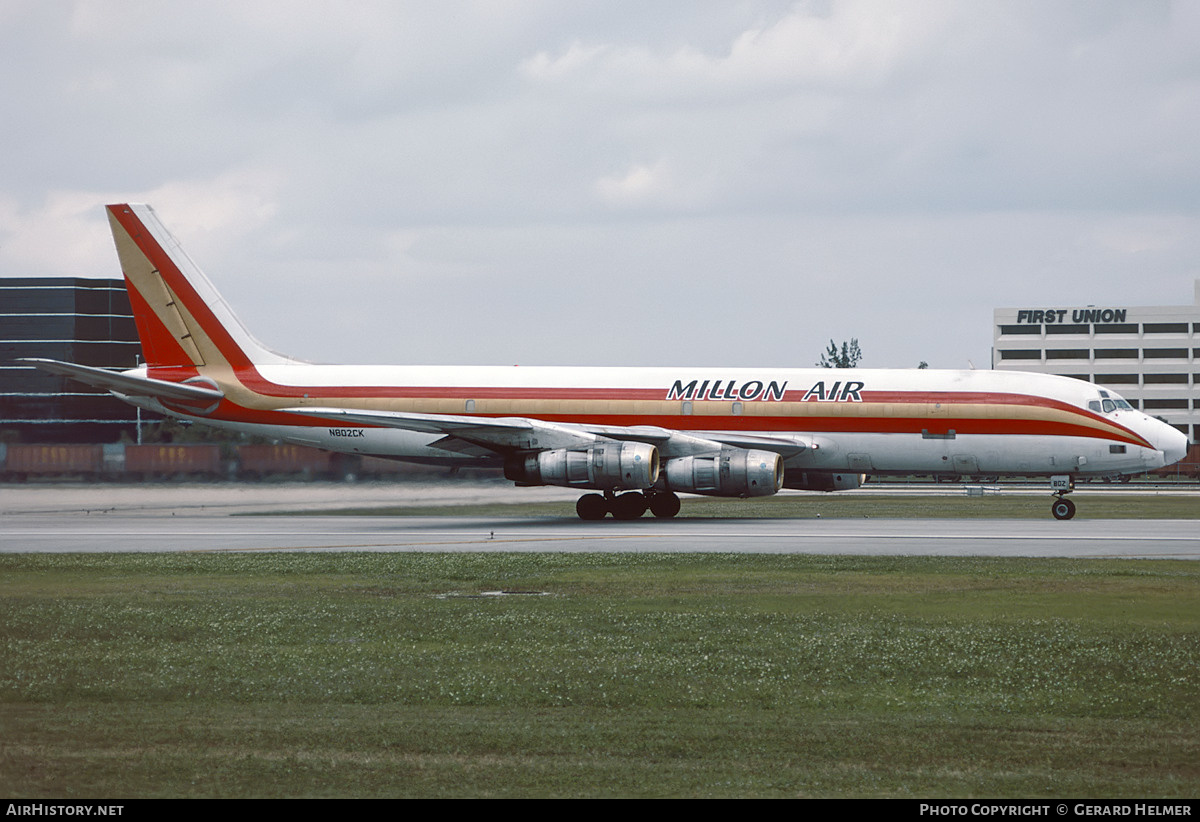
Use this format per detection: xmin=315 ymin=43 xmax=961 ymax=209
xmin=918 ymin=361 xmax=929 ymax=369
xmin=817 ymin=338 xmax=862 ymax=368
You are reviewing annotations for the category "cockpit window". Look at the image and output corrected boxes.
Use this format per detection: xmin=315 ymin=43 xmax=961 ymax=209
xmin=1091 ymin=395 xmax=1134 ymax=414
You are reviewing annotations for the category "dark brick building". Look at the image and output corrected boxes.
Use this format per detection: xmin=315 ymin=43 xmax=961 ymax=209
xmin=1 ymin=277 xmax=158 ymax=442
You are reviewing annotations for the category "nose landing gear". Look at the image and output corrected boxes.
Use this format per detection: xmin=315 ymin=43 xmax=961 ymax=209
xmin=1051 ymin=495 xmax=1076 ymax=520
xmin=1049 ymin=475 xmax=1076 ymax=520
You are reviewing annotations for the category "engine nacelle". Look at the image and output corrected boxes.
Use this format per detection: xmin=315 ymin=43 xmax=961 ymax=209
xmin=662 ymin=448 xmax=783 ymax=497
xmin=782 ymin=471 xmax=864 ymax=492
xmin=504 ymin=441 xmax=659 ymax=490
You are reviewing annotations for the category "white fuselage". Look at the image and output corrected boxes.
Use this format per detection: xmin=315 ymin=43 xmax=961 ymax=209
xmin=123 ymin=362 xmax=1188 ymax=480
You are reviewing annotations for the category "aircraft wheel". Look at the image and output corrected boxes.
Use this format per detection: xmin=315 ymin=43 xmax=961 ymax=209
xmin=648 ymin=492 xmax=681 ymax=518
xmin=1051 ymin=498 xmax=1076 ymax=520
xmin=576 ymin=493 xmax=609 ymax=520
xmin=611 ymin=492 xmax=649 ymax=520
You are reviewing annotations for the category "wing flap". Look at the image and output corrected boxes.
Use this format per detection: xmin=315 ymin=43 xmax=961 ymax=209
xmin=584 ymin=424 xmax=808 ymax=458
xmin=696 ymin=432 xmax=810 ymax=457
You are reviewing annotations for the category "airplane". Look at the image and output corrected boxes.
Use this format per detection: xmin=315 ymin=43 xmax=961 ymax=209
xmin=24 ymin=203 xmax=1190 ymax=521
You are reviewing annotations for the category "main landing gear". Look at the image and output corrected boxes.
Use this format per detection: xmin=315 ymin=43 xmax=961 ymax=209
xmin=1049 ymin=474 xmax=1076 ymax=520
xmin=575 ymin=490 xmax=681 ymax=520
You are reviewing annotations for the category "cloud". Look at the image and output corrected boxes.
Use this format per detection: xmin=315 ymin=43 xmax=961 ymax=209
xmin=1 ymin=1 xmax=1198 ymax=371
xmin=0 ymin=168 xmax=281 ymax=277
xmin=0 ymin=191 xmax=114 ymax=277
xmin=519 ymin=0 xmax=951 ymax=97
xmin=595 ymin=162 xmax=682 ymax=209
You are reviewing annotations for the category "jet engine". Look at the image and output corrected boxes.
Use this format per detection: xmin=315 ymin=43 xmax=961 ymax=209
xmin=782 ymin=471 xmax=864 ymax=492
xmin=504 ymin=441 xmax=659 ymax=490
xmin=662 ymin=448 xmax=783 ymax=497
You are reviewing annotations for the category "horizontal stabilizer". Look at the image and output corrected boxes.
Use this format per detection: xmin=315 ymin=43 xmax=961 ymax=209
xmin=19 ymin=358 xmax=224 ymax=402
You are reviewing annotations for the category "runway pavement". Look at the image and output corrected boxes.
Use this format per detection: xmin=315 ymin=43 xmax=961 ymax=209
xmin=5 ymin=514 xmax=1199 ymax=558
xmin=3 ymin=483 xmax=1197 ymax=558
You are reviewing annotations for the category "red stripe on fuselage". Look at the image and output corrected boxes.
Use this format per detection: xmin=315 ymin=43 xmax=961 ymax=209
xmin=186 ymin=368 xmax=1153 ymax=450
xmin=194 ymin=372 xmax=1098 ymax=415
xmin=195 ymin=402 xmax=1151 ymax=449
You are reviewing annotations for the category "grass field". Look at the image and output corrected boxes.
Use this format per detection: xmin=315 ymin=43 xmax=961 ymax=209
xmin=2 ymin=552 xmax=1197 ymax=798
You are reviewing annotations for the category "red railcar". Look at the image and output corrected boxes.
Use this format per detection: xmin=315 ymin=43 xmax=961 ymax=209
xmin=236 ymin=444 xmax=335 ymax=478
xmin=123 ymin=444 xmax=222 ymax=476
xmin=3 ymin=444 xmax=103 ymax=476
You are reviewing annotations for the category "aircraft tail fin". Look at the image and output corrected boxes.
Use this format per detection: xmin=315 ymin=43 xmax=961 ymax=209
xmin=105 ymin=204 xmax=290 ymax=371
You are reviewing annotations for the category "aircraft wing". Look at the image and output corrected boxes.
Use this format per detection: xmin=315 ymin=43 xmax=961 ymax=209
xmin=19 ymin=358 xmax=224 ymax=403
xmin=281 ymin=406 xmax=808 ymax=459
xmin=280 ymin=406 xmax=602 ymax=453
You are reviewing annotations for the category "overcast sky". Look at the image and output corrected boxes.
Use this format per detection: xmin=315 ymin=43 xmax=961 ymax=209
xmin=2 ymin=0 xmax=1198 ymax=369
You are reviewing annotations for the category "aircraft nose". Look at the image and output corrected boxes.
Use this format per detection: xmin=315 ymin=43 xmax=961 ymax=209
xmin=1159 ymin=424 xmax=1189 ymax=467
